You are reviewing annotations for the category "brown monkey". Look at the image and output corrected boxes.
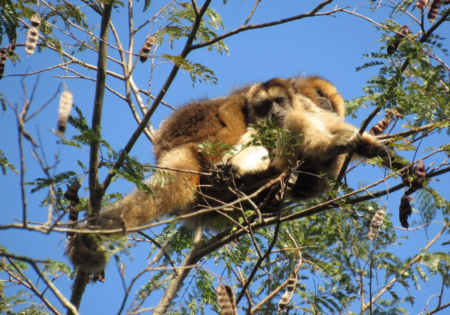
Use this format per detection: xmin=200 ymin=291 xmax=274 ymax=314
xmin=67 ymin=76 xmax=419 ymax=273
xmin=67 ymin=78 xmax=302 ymax=273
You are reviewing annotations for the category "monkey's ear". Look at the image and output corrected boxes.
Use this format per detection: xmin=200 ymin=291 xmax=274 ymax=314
xmin=316 ymin=96 xmax=334 ymax=112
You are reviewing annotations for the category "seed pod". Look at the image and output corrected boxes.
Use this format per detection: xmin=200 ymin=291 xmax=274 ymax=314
xmin=0 ymin=48 xmax=6 ymax=55
xmin=369 ymin=118 xmax=391 ymax=135
xmin=216 ymin=284 xmax=237 ymax=315
xmin=30 ymin=13 xmax=41 ymax=28
xmin=417 ymin=0 xmax=429 ymax=10
xmin=428 ymin=0 xmax=442 ymax=23
xmin=368 ymin=208 xmax=386 ymax=240
xmin=0 ymin=61 xmax=5 ymax=80
xmin=57 ymin=90 xmax=73 ymax=138
xmin=0 ymin=54 xmax=7 ymax=62
xmin=387 ymin=25 xmax=409 ymax=55
xmin=7 ymin=40 xmax=16 ymax=56
xmin=25 ymin=27 xmax=39 ymax=56
xmin=139 ymin=36 xmax=155 ymax=63
xmin=278 ymin=270 xmax=298 ymax=313
xmin=399 ymin=194 xmax=412 ymax=228
xmin=403 ymin=159 xmax=426 ymax=195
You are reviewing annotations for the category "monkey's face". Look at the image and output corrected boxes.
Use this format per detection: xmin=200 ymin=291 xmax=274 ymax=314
xmin=246 ymin=78 xmax=297 ymax=126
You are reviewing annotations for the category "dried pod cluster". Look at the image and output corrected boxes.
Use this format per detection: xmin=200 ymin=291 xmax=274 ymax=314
xmin=399 ymin=160 xmax=426 ymax=228
xmin=387 ymin=25 xmax=409 ymax=55
xmin=399 ymin=195 xmax=413 ymax=228
xmin=368 ymin=208 xmax=386 ymax=240
xmin=216 ymin=284 xmax=237 ymax=315
xmin=57 ymin=90 xmax=74 ymax=138
xmin=428 ymin=0 xmax=442 ymax=23
xmin=278 ymin=270 xmax=298 ymax=313
xmin=417 ymin=0 xmax=429 ymax=10
xmin=25 ymin=14 xmax=41 ymax=56
xmin=370 ymin=118 xmax=391 ymax=135
xmin=25 ymin=28 xmax=39 ymax=56
xmin=0 ymin=41 xmax=16 ymax=80
xmin=139 ymin=36 xmax=155 ymax=63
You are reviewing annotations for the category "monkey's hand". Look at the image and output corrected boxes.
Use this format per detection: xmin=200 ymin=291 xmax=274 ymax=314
xmin=329 ymin=130 xmax=362 ymax=157
xmin=66 ymin=233 xmax=108 ymax=275
xmin=211 ymin=163 xmax=239 ymax=191
xmin=402 ymin=160 xmax=426 ymax=195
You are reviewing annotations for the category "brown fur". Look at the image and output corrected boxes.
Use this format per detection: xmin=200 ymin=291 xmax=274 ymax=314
xmin=233 ymin=76 xmax=405 ymax=200
xmin=66 ymin=76 xmax=406 ymax=273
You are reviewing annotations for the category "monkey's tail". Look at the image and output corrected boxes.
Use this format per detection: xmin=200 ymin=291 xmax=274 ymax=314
xmin=66 ymin=145 xmax=200 ymax=273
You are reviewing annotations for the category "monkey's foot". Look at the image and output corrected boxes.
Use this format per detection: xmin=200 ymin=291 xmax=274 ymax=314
xmin=262 ymin=170 xmax=299 ymax=212
xmin=211 ymin=163 xmax=239 ymax=191
xmin=329 ymin=130 xmax=362 ymax=157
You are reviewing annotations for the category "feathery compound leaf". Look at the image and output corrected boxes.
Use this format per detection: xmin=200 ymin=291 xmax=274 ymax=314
xmin=0 ymin=149 xmax=18 ymax=175
xmin=278 ymin=270 xmax=298 ymax=313
xmin=216 ymin=284 xmax=237 ymax=315
xmin=368 ymin=208 xmax=386 ymax=240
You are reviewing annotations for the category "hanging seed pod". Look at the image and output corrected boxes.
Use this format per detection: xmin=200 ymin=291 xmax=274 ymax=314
xmin=369 ymin=118 xmax=391 ymax=135
xmin=368 ymin=208 xmax=386 ymax=240
xmin=399 ymin=194 xmax=412 ymax=228
xmin=139 ymin=36 xmax=155 ymax=63
xmin=0 ymin=60 xmax=5 ymax=80
xmin=278 ymin=270 xmax=298 ymax=313
xmin=25 ymin=27 xmax=39 ymax=56
xmin=0 ymin=54 xmax=7 ymax=62
xmin=30 ymin=13 xmax=41 ymax=28
xmin=387 ymin=25 xmax=409 ymax=55
xmin=428 ymin=0 xmax=442 ymax=23
xmin=216 ymin=284 xmax=237 ymax=315
xmin=0 ymin=48 xmax=6 ymax=55
xmin=7 ymin=40 xmax=16 ymax=57
xmin=417 ymin=0 xmax=429 ymax=10
xmin=403 ymin=159 xmax=426 ymax=195
xmin=57 ymin=90 xmax=73 ymax=138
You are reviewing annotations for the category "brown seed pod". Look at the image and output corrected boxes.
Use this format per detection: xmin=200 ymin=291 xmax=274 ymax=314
xmin=139 ymin=36 xmax=155 ymax=63
xmin=403 ymin=160 xmax=426 ymax=195
xmin=387 ymin=25 xmax=409 ymax=55
xmin=216 ymin=284 xmax=237 ymax=315
xmin=7 ymin=40 xmax=16 ymax=56
xmin=25 ymin=27 xmax=39 ymax=56
xmin=0 ymin=62 xmax=5 ymax=80
xmin=428 ymin=0 xmax=442 ymax=23
xmin=278 ymin=270 xmax=298 ymax=313
xmin=399 ymin=194 xmax=412 ymax=228
xmin=30 ymin=13 xmax=41 ymax=28
xmin=368 ymin=208 xmax=386 ymax=240
xmin=0 ymin=48 xmax=6 ymax=55
xmin=57 ymin=90 xmax=73 ymax=138
xmin=417 ymin=0 xmax=429 ymax=10
xmin=369 ymin=118 xmax=391 ymax=135
xmin=0 ymin=54 xmax=7 ymax=62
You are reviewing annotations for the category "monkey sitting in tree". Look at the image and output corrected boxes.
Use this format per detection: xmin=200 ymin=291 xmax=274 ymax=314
xmin=67 ymin=76 xmax=422 ymax=274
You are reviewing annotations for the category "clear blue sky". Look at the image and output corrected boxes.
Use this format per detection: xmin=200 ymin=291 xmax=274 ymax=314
xmin=1 ymin=1 xmax=449 ymax=314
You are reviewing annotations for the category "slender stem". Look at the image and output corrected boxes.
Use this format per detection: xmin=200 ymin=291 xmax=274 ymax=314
xmin=69 ymin=4 xmax=114 ymax=314
xmin=102 ymin=0 xmax=212 ymax=193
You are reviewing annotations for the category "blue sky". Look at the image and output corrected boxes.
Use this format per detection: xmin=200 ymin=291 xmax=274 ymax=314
xmin=1 ymin=0 xmax=450 ymax=314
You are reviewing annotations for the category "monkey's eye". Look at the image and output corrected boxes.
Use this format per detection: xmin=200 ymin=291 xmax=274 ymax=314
xmin=257 ymin=101 xmax=272 ymax=116
xmin=274 ymin=97 xmax=285 ymax=104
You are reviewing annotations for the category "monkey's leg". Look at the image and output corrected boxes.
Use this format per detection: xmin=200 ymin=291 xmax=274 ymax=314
xmin=354 ymin=133 xmax=408 ymax=169
xmin=281 ymin=110 xmax=360 ymax=163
